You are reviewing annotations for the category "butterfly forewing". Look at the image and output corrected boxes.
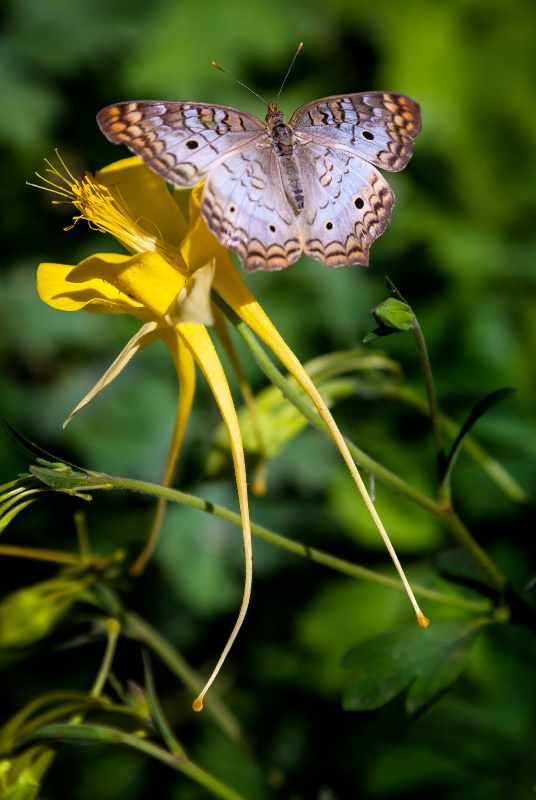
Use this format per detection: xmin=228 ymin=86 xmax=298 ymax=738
xmin=97 ymin=101 xmax=265 ymax=188
xmin=290 ymin=92 xmax=421 ymax=172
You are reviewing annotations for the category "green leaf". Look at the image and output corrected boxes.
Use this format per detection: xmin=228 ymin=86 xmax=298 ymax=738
xmin=0 ymin=420 xmax=80 ymax=469
xmin=0 ymin=498 xmax=36 ymax=534
xmin=341 ymin=620 xmax=483 ymax=715
xmin=436 ymin=550 xmax=498 ymax=594
xmin=142 ymin=653 xmax=186 ymax=757
xmin=405 ymin=628 xmax=480 ymax=716
xmin=0 ymin=692 xmax=107 ymax=751
xmin=441 ymin=388 xmax=519 ymax=490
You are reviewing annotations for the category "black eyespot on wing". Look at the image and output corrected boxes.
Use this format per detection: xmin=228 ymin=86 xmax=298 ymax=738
xmin=269 ymin=224 xmax=276 ymax=232
xmin=354 ymin=197 xmax=364 ymax=210
xmin=186 ymin=140 xmax=199 ymax=150
xmin=362 ymin=131 xmax=374 ymax=141
xmin=229 ymin=206 xmax=236 ymax=213
xmin=325 ymin=221 xmax=333 ymax=230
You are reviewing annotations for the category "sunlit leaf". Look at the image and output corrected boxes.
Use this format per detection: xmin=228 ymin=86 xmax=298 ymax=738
xmin=206 ymin=349 xmax=399 ymax=475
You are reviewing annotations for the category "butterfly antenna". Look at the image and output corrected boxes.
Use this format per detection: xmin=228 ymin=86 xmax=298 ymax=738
xmin=276 ymin=42 xmax=303 ymax=106
xmin=212 ymin=61 xmax=268 ymax=107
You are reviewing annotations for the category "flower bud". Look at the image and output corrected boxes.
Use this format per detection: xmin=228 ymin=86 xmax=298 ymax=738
xmin=364 ymin=298 xmax=415 ymax=343
xmin=0 ymin=576 xmax=91 ymax=648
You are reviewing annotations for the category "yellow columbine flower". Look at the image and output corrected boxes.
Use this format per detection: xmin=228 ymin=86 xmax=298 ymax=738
xmin=34 ymin=155 xmax=428 ymax=710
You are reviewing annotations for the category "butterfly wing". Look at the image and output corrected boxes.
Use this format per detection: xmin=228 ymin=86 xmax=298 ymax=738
xmin=96 ymin=93 xmax=420 ymax=271
xmin=201 ymin=148 xmax=303 ymax=271
xmin=285 ymin=91 xmax=420 ymax=267
xmin=290 ymin=92 xmax=421 ymax=172
xmin=97 ymin=101 xmax=266 ymax=187
xmin=296 ymin=143 xmax=394 ymax=267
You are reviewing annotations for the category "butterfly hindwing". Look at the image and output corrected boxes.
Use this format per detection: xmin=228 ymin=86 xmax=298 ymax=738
xmin=202 ymin=148 xmax=303 ymax=271
xmin=298 ymin=143 xmax=395 ymax=266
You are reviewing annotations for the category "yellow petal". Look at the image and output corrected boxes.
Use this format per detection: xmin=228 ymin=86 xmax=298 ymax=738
xmin=39 ymin=251 xmax=186 ymax=320
xmin=130 ymin=330 xmax=197 ymax=576
xmin=70 ymin=251 xmax=185 ymax=318
xmin=64 ymin=321 xmax=162 ymax=425
xmin=177 ymin=322 xmax=253 ymax=711
xmin=98 ymin=157 xmax=189 ymax=246
xmin=212 ymin=258 xmax=429 ymax=626
xmin=166 ymin=262 xmax=215 ymax=326
xmin=37 ymin=257 xmax=145 ymax=315
xmin=181 ymin=184 xmax=234 ymax=272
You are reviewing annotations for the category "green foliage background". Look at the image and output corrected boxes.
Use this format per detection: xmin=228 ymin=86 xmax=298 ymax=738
xmin=0 ymin=0 xmax=535 ymax=798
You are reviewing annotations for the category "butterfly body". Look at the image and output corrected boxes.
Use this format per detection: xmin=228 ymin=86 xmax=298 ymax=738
xmin=266 ymin=105 xmax=295 ymax=155
xmin=98 ymin=92 xmax=421 ymax=271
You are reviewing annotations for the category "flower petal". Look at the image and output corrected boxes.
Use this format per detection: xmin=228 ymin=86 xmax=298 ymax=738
xmin=64 ymin=321 xmax=162 ymax=425
xmin=38 ymin=251 xmax=186 ymax=319
xmin=37 ymin=257 xmax=145 ymax=315
xmin=177 ymin=322 xmax=253 ymax=711
xmin=130 ymin=330 xmax=197 ymax=576
xmin=70 ymin=251 xmax=186 ymax=317
xmin=166 ymin=262 xmax=215 ymax=326
xmin=180 ymin=185 xmax=235 ymax=273
xmin=98 ymin=157 xmax=189 ymax=246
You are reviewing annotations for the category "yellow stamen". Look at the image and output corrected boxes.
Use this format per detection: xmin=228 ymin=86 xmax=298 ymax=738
xmin=30 ymin=152 xmax=182 ymax=268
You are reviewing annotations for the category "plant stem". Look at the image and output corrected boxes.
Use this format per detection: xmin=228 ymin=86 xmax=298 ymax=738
xmin=23 ymin=724 xmax=247 ymax=800
xmin=375 ymin=383 xmax=529 ymax=505
xmin=212 ymin=307 xmax=507 ymax=592
xmin=86 ymin=473 xmax=493 ymax=613
xmin=90 ymin=619 xmax=120 ymax=698
xmin=409 ymin=316 xmax=445 ymax=473
xmin=0 ymin=544 xmax=84 ymax=564
xmin=124 ymin=611 xmax=247 ymax=744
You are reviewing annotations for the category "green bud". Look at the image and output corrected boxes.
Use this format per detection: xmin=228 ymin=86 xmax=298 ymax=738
xmin=0 ymin=746 xmax=55 ymax=800
xmin=364 ymin=298 xmax=415 ymax=343
xmin=0 ymin=576 xmax=92 ymax=648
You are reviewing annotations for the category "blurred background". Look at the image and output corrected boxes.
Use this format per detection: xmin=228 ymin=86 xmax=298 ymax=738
xmin=1 ymin=0 xmax=535 ymax=798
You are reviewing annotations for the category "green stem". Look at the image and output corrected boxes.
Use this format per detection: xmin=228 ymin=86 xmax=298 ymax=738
xmin=210 ymin=297 xmax=507 ymax=591
xmin=91 ymin=586 xmax=247 ymax=741
xmin=22 ymin=724 xmax=247 ymax=800
xmin=409 ymin=317 xmax=445 ymax=475
xmin=90 ymin=620 xmax=120 ymax=698
xmin=375 ymin=383 xmax=529 ymax=505
xmin=74 ymin=510 xmax=91 ymax=562
xmin=124 ymin=611 xmax=248 ymax=744
xmin=84 ymin=474 xmax=492 ymax=613
xmin=0 ymin=544 xmax=87 ymax=564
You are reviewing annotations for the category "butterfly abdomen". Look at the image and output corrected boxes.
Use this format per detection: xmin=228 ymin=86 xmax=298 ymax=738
xmin=266 ymin=119 xmax=305 ymax=213
xmin=278 ymin=154 xmax=305 ymax=212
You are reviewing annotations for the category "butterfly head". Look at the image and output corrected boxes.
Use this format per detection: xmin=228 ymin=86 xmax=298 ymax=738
xmin=265 ymin=103 xmax=286 ymax=125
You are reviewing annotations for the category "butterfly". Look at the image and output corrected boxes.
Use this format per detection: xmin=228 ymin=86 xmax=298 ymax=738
xmin=97 ymin=91 xmax=421 ymax=272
